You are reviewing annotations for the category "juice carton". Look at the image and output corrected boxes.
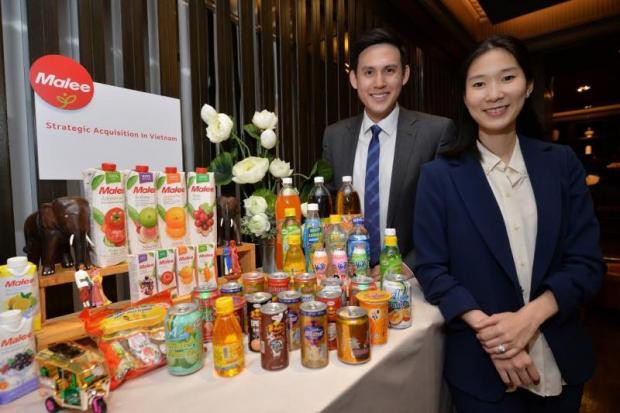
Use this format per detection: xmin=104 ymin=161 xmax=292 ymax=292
xmin=155 ymin=249 xmax=177 ymax=298
xmin=128 ymin=252 xmax=157 ymax=301
xmin=125 ymin=165 xmax=160 ymax=253
xmin=175 ymin=245 xmax=197 ymax=296
xmin=83 ymin=163 xmax=128 ymax=266
xmin=156 ymin=167 xmax=188 ymax=249
xmin=0 ymin=257 xmax=40 ymax=331
xmin=187 ymin=168 xmax=217 ymax=246
xmin=196 ymin=243 xmax=217 ymax=288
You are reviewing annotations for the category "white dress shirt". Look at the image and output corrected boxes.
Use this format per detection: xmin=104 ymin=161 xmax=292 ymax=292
xmin=352 ymin=105 xmax=399 ymax=244
xmin=477 ymin=138 xmax=563 ymax=397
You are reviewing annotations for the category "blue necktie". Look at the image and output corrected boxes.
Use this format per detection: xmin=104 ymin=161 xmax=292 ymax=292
xmin=365 ymin=125 xmax=381 ymax=266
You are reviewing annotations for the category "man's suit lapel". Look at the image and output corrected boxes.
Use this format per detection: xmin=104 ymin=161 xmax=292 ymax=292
xmin=342 ymin=115 xmax=363 ymax=177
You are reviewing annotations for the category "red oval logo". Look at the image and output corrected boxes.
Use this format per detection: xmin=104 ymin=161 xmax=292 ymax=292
xmin=29 ymin=54 xmax=94 ymax=110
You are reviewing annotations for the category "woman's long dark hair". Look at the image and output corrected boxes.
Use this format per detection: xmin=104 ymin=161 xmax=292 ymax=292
xmin=441 ymin=35 xmax=543 ymax=158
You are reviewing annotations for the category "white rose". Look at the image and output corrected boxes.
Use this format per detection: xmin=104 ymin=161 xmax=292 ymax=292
xmin=200 ymin=104 xmax=218 ymax=124
xmin=244 ymin=195 xmax=268 ymax=216
xmin=232 ymin=156 xmax=270 ymax=184
xmin=300 ymin=202 xmax=308 ymax=218
xmin=248 ymin=213 xmax=270 ymax=237
xmin=206 ymin=113 xmax=233 ymax=143
xmin=252 ymin=110 xmax=278 ymax=130
xmin=269 ymin=158 xmax=292 ymax=178
xmin=260 ymin=129 xmax=277 ymax=149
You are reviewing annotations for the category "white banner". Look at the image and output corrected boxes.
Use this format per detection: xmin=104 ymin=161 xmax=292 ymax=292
xmin=34 ymin=82 xmax=183 ymax=180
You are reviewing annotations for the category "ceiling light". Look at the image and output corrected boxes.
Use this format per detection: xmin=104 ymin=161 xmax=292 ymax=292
xmin=577 ymin=85 xmax=591 ymax=93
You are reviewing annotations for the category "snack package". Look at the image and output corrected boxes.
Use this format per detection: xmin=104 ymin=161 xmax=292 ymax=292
xmin=80 ymin=291 xmax=172 ymax=390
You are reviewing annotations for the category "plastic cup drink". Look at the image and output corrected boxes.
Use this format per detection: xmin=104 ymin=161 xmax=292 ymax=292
xmin=355 ymin=290 xmax=391 ymax=345
xmin=312 ymin=250 xmax=329 ymax=285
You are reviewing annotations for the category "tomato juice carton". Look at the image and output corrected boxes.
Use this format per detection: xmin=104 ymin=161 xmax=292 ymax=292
xmin=125 ymin=165 xmax=160 ymax=253
xmin=155 ymin=249 xmax=177 ymax=298
xmin=175 ymin=245 xmax=197 ymax=297
xmin=128 ymin=252 xmax=157 ymax=302
xmin=196 ymin=243 xmax=217 ymax=288
xmin=156 ymin=167 xmax=188 ymax=249
xmin=187 ymin=168 xmax=217 ymax=246
xmin=82 ymin=163 xmax=128 ymax=267
xmin=0 ymin=257 xmax=40 ymax=331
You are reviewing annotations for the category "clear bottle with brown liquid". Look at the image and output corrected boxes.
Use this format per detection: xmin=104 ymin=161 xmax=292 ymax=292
xmin=336 ymin=176 xmax=361 ymax=215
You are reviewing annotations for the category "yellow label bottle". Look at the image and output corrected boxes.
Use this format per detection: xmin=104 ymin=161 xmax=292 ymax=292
xmin=283 ymin=234 xmax=306 ymax=277
xmin=212 ymin=296 xmax=244 ymax=377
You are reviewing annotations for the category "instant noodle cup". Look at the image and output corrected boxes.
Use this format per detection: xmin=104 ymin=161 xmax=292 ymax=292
xmin=355 ymin=290 xmax=391 ymax=345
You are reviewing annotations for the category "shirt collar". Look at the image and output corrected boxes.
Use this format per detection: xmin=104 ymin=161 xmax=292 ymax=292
xmin=361 ymin=105 xmax=399 ymax=138
xmin=476 ymin=137 xmax=528 ymax=177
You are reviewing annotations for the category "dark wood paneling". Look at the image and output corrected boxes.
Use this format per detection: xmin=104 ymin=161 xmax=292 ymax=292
xmin=215 ymin=0 xmax=234 ymax=113
xmin=158 ymin=0 xmax=179 ymax=98
xmin=259 ymin=0 xmax=275 ymax=110
xmin=121 ymin=0 xmax=147 ymax=91
xmin=238 ymin=0 xmax=257 ymax=123
xmin=308 ymin=0 xmax=323 ymax=173
xmin=277 ymin=0 xmax=294 ymax=167
xmin=78 ymin=0 xmax=107 ymax=83
xmin=294 ymin=0 xmax=309 ymax=174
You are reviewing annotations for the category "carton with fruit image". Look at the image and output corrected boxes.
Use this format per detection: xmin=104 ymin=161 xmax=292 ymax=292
xmin=0 ymin=257 xmax=40 ymax=331
xmin=175 ymin=245 xmax=197 ymax=296
xmin=196 ymin=243 xmax=217 ymax=288
xmin=83 ymin=163 xmax=128 ymax=267
xmin=125 ymin=165 xmax=160 ymax=253
xmin=128 ymin=252 xmax=157 ymax=301
xmin=155 ymin=249 xmax=177 ymax=297
xmin=156 ymin=167 xmax=188 ymax=249
xmin=187 ymin=168 xmax=217 ymax=246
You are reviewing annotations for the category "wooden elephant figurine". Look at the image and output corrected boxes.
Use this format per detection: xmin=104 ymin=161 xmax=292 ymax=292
xmin=217 ymin=195 xmax=241 ymax=246
xmin=23 ymin=197 xmax=92 ymax=275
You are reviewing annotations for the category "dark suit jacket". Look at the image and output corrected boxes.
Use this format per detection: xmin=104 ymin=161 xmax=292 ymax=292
xmin=322 ymin=108 xmax=455 ymax=268
xmin=413 ymin=136 xmax=605 ymax=401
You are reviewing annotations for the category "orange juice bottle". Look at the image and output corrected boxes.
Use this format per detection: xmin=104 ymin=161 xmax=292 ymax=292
xmin=212 ymin=296 xmax=245 ymax=377
xmin=275 ymin=177 xmax=301 ymax=270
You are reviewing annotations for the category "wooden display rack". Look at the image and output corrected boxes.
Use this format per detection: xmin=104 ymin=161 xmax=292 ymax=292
xmin=35 ymin=243 xmax=256 ymax=350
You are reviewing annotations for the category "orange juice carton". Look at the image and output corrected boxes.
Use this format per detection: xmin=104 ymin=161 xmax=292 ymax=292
xmin=156 ymin=167 xmax=188 ymax=249
xmin=196 ymin=243 xmax=217 ymax=288
xmin=175 ymin=245 xmax=197 ymax=296
xmin=187 ymin=168 xmax=217 ymax=246
xmin=82 ymin=163 xmax=128 ymax=267
xmin=155 ymin=249 xmax=177 ymax=298
xmin=125 ymin=165 xmax=160 ymax=253
xmin=128 ymin=252 xmax=157 ymax=302
xmin=0 ymin=257 xmax=40 ymax=331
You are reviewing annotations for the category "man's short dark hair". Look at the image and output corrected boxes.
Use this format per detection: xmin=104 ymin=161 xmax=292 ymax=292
xmin=350 ymin=28 xmax=407 ymax=72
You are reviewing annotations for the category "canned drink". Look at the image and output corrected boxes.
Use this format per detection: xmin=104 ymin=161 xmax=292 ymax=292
xmin=384 ymin=274 xmax=413 ymax=329
xmin=242 ymin=272 xmax=266 ymax=294
xmin=356 ymin=290 xmax=391 ymax=345
xmin=294 ymin=272 xmax=317 ymax=294
xmin=316 ymin=290 xmax=342 ymax=351
xmin=231 ymin=295 xmax=247 ymax=333
xmin=165 ymin=303 xmax=204 ymax=375
xmin=277 ymin=291 xmax=302 ymax=351
xmin=220 ymin=281 xmax=243 ymax=296
xmin=300 ymin=293 xmax=315 ymax=303
xmin=246 ymin=292 xmax=272 ymax=352
xmin=336 ymin=306 xmax=371 ymax=364
xmin=349 ymin=275 xmax=376 ymax=306
xmin=300 ymin=301 xmax=329 ymax=368
xmin=350 ymin=245 xmax=370 ymax=277
xmin=260 ymin=302 xmax=289 ymax=371
xmin=268 ymin=272 xmax=291 ymax=297
xmin=322 ymin=277 xmax=347 ymax=305
xmin=312 ymin=250 xmax=329 ymax=285
xmin=192 ymin=283 xmax=220 ymax=343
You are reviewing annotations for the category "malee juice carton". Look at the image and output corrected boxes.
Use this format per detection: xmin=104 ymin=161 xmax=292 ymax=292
xmin=196 ymin=243 xmax=217 ymax=288
xmin=128 ymin=252 xmax=157 ymax=302
xmin=175 ymin=245 xmax=197 ymax=296
xmin=156 ymin=167 xmax=188 ymax=249
xmin=155 ymin=249 xmax=177 ymax=297
xmin=83 ymin=163 xmax=128 ymax=266
xmin=187 ymin=167 xmax=217 ymax=246
xmin=0 ymin=257 xmax=40 ymax=331
xmin=125 ymin=165 xmax=160 ymax=253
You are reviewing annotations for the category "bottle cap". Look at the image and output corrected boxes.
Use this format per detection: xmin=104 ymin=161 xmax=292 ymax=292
xmin=135 ymin=165 xmax=149 ymax=172
xmin=307 ymin=203 xmax=318 ymax=211
xmin=312 ymin=249 xmax=327 ymax=258
xmin=314 ymin=176 xmax=324 ymax=184
xmin=384 ymin=228 xmax=396 ymax=236
xmin=284 ymin=207 xmax=296 ymax=217
xmin=0 ymin=310 xmax=23 ymax=329
xmin=288 ymin=234 xmax=301 ymax=245
xmin=215 ymin=296 xmax=234 ymax=314
xmin=195 ymin=167 xmax=208 ymax=173
xmin=342 ymin=176 xmax=352 ymax=183
xmin=7 ymin=256 xmax=28 ymax=273
xmin=165 ymin=166 xmax=177 ymax=174
xmin=329 ymin=214 xmax=341 ymax=224
xmin=282 ymin=177 xmax=293 ymax=185
xmin=101 ymin=163 xmax=116 ymax=171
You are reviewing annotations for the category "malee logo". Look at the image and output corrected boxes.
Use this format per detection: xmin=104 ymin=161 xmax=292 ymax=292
xmin=5 ymin=278 xmax=34 ymax=288
xmin=29 ymin=54 xmax=94 ymax=110
xmin=98 ymin=186 xmax=124 ymax=195
xmin=1 ymin=333 xmax=32 ymax=347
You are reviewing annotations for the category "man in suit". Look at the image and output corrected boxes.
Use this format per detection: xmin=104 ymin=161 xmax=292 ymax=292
xmin=322 ymin=28 xmax=455 ymax=271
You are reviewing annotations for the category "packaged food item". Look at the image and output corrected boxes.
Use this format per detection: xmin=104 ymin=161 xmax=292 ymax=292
xmin=156 ymin=167 xmax=188 ymax=248
xmin=356 ymin=290 xmax=391 ymax=345
xmin=125 ymin=165 xmax=160 ymax=254
xmin=260 ymin=302 xmax=288 ymax=371
xmin=128 ymin=252 xmax=157 ymax=302
xmin=187 ymin=168 xmax=217 ymax=246
xmin=277 ymin=291 xmax=302 ymax=351
xmin=212 ymin=297 xmax=244 ymax=377
xmin=155 ymin=249 xmax=177 ymax=297
xmin=384 ymin=273 xmax=413 ymax=329
xmin=80 ymin=291 xmax=172 ymax=390
xmin=246 ymin=292 xmax=272 ymax=352
xmin=165 ymin=303 xmax=204 ymax=376
xmin=0 ymin=310 xmax=37 ymax=404
xmin=82 ymin=163 xmax=128 ymax=266
xmin=191 ymin=283 xmax=220 ymax=345
xmin=196 ymin=243 xmax=217 ymax=288
xmin=175 ymin=245 xmax=197 ymax=297
xmin=300 ymin=301 xmax=328 ymax=369
xmin=0 ymin=257 xmax=40 ymax=330
xmin=336 ymin=306 xmax=371 ymax=364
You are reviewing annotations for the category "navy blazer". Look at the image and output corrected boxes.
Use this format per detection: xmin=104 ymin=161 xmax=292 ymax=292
xmin=413 ymin=136 xmax=605 ymax=401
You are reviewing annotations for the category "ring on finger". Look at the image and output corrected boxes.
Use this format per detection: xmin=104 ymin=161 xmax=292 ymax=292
xmin=497 ymin=343 xmax=507 ymax=354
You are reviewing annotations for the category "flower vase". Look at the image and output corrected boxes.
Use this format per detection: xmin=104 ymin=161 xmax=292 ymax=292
xmin=261 ymin=238 xmax=276 ymax=273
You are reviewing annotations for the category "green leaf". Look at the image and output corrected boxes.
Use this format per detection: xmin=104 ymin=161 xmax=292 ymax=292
xmin=253 ymin=188 xmax=276 ymax=211
xmin=187 ymin=203 xmax=195 ymax=215
xmin=91 ymin=174 xmax=104 ymax=191
xmin=209 ymin=152 xmax=234 ymax=186
xmin=300 ymin=182 xmax=313 ymax=203
xmin=157 ymin=204 xmax=166 ymax=221
xmin=310 ymin=159 xmax=333 ymax=183
xmin=243 ymin=124 xmax=261 ymax=140
xmin=126 ymin=175 xmax=138 ymax=190
xmin=128 ymin=206 xmax=140 ymax=225
xmin=92 ymin=208 xmax=104 ymax=226
xmin=187 ymin=176 xmax=195 ymax=189
xmin=156 ymin=176 xmax=166 ymax=189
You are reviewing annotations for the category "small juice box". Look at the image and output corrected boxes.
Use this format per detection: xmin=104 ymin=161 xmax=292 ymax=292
xmin=187 ymin=168 xmax=217 ymax=246
xmin=175 ymin=245 xmax=196 ymax=296
xmin=125 ymin=165 xmax=160 ymax=253
xmin=156 ymin=167 xmax=188 ymax=249
xmin=128 ymin=252 xmax=157 ymax=301
xmin=155 ymin=249 xmax=177 ymax=297
xmin=0 ymin=257 xmax=40 ymax=331
xmin=196 ymin=243 xmax=217 ymax=288
xmin=82 ymin=163 xmax=128 ymax=267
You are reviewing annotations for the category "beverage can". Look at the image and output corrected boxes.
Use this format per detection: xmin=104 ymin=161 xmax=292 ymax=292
xmin=300 ymin=293 xmax=315 ymax=303
xmin=267 ymin=272 xmax=291 ymax=297
xmin=311 ymin=250 xmax=329 ymax=285
xmin=242 ymin=272 xmax=266 ymax=294
xmin=246 ymin=292 xmax=272 ymax=352
xmin=336 ymin=306 xmax=371 ymax=364
xmin=277 ymin=291 xmax=302 ymax=351
xmin=321 ymin=277 xmax=346 ymax=305
xmin=231 ymin=295 xmax=247 ymax=333
xmin=191 ymin=283 xmax=220 ymax=343
xmin=349 ymin=275 xmax=376 ymax=306
xmin=356 ymin=290 xmax=391 ymax=345
xmin=220 ymin=281 xmax=243 ymax=296
xmin=165 ymin=303 xmax=204 ymax=375
xmin=315 ymin=290 xmax=342 ymax=351
xmin=300 ymin=301 xmax=329 ymax=369
xmin=294 ymin=272 xmax=317 ymax=294
xmin=260 ymin=303 xmax=289 ymax=371
xmin=384 ymin=274 xmax=413 ymax=329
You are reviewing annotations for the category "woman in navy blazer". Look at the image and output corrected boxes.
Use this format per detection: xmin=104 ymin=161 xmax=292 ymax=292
xmin=413 ymin=36 xmax=605 ymax=412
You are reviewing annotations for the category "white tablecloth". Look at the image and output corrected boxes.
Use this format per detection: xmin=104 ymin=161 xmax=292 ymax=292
xmin=6 ymin=281 xmax=446 ymax=413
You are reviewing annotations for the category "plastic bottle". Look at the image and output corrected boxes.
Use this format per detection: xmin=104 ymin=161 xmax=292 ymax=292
xmin=302 ymin=203 xmax=324 ymax=271
xmin=325 ymin=215 xmax=348 ymax=273
xmin=275 ymin=178 xmax=302 ymax=270
xmin=212 ymin=296 xmax=245 ymax=377
xmin=336 ymin=176 xmax=361 ymax=215
xmin=281 ymin=207 xmax=301 ymax=267
xmin=307 ymin=176 xmax=332 ymax=224
xmin=347 ymin=217 xmax=370 ymax=276
xmin=283 ymin=234 xmax=306 ymax=276
xmin=379 ymin=228 xmax=402 ymax=288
